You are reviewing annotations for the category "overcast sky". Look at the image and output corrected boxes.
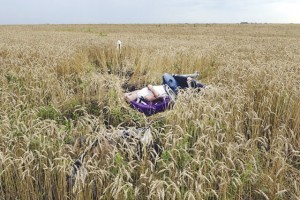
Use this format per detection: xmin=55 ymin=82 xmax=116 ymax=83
xmin=1 ymin=0 xmax=299 ymax=24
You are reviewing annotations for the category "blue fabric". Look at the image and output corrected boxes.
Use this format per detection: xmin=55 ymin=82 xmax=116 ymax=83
xmin=163 ymin=73 xmax=206 ymax=91
xmin=162 ymin=73 xmax=179 ymax=93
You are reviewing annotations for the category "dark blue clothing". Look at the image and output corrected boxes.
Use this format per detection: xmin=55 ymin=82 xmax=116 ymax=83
xmin=162 ymin=73 xmax=205 ymax=93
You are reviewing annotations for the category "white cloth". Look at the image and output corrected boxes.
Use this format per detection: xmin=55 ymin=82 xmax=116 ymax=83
xmin=137 ymin=85 xmax=167 ymax=98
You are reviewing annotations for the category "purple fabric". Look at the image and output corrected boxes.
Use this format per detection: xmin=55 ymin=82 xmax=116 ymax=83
xmin=130 ymin=96 xmax=171 ymax=116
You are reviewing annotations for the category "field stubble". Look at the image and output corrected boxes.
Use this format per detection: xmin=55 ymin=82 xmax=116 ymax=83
xmin=0 ymin=24 xmax=300 ymax=199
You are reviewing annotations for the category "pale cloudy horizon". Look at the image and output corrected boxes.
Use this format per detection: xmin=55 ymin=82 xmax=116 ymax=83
xmin=0 ymin=0 xmax=300 ymax=25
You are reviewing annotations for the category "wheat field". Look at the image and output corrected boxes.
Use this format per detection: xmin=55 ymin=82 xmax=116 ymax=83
xmin=0 ymin=24 xmax=300 ymax=199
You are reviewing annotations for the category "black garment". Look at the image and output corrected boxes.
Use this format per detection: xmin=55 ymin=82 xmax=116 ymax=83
xmin=163 ymin=73 xmax=206 ymax=93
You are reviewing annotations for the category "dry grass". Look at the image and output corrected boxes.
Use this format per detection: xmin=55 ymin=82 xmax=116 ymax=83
xmin=0 ymin=24 xmax=300 ymax=199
